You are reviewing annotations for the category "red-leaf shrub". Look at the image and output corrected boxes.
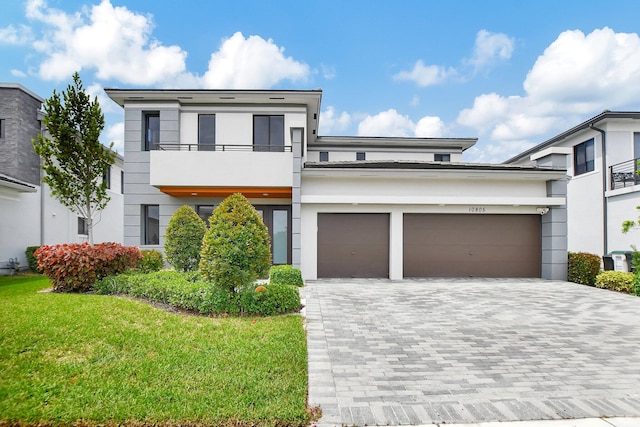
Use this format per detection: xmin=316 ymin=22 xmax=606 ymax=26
xmin=35 ymin=242 xmax=142 ymax=292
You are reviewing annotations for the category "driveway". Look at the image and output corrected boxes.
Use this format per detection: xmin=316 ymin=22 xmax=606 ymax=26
xmin=302 ymin=279 xmax=640 ymax=426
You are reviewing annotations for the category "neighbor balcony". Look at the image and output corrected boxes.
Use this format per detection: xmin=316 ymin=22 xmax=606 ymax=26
xmin=149 ymin=143 xmax=293 ymax=198
xmin=610 ymin=158 xmax=640 ymax=190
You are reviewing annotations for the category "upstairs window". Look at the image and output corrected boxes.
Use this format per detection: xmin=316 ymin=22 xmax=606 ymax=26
xmin=574 ymin=139 xmax=594 ymax=175
xmin=356 ymin=152 xmax=366 ymax=161
xmin=77 ymin=217 xmax=88 ymax=235
xmin=103 ymin=166 xmax=111 ymax=189
xmin=121 ymin=171 xmax=124 ymax=194
xmin=254 ymin=115 xmax=284 ymax=152
xmin=319 ymin=151 xmax=329 ymax=162
xmin=198 ymin=114 xmax=215 ymax=151
xmin=144 ymin=112 xmax=160 ymax=151
xmin=434 ymin=154 xmax=451 ymax=162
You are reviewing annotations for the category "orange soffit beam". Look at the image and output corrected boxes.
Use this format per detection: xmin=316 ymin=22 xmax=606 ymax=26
xmin=158 ymin=186 xmax=292 ymax=198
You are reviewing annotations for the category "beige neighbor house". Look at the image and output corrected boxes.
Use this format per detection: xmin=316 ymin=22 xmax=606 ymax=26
xmin=506 ymin=111 xmax=640 ymax=272
xmin=106 ymin=88 xmax=570 ymax=281
xmin=0 ymin=83 xmax=123 ymax=274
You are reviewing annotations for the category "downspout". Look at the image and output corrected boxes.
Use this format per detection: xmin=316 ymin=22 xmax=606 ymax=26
xmin=38 ymin=112 xmax=45 ymax=246
xmin=590 ymin=123 xmax=608 ymax=255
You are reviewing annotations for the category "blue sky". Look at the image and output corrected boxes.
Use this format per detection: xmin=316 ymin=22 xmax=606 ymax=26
xmin=3 ymin=0 xmax=640 ymax=162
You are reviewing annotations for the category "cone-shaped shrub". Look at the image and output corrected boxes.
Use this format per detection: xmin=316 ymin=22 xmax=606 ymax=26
xmin=164 ymin=205 xmax=207 ymax=272
xmin=200 ymin=193 xmax=271 ymax=292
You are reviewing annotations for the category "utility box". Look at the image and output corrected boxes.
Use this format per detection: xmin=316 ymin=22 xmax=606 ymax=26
xmin=610 ymin=251 xmax=632 ymax=272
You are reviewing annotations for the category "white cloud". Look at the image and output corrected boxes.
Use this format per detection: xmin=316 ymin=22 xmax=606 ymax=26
xmin=321 ymin=64 xmax=336 ymax=80
xmin=468 ymin=30 xmax=514 ymax=70
xmin=200 ymin=32 xmax=310 ymax=89
xmin=27 ymin=0 xmax=188 ymax=84
xmin=0 ymin=24 xmax=33 ymax=45
xmin=319 ymin=106 xmax=351 ymax=134
xmin=11 ymin=69 xmax=27 ymax=78
xmin=393 ymin=60 xmax=456 ymax=87
xmin=415 ymin=116 xmax=446 ymax=137
xmin=458 ymin=27 xmax=640 ymax=162
xmin=103 ymin=121 xmax=124 ymax=154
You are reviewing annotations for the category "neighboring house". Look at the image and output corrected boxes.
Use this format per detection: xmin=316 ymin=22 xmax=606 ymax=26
xmin=0 ymin=83 xmax=124 ymax=274
xmin=505 ymin=111 xmax=640 ymax=271
xmin=105 ymin=88 xmax=569 ymax=281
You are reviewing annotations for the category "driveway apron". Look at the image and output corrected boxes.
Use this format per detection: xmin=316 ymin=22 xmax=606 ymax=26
xmin=302 ymin=279 xmax=640 ymax=426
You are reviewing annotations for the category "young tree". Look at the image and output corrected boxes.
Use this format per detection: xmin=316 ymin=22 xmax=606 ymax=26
xmin=164 ymin=205 xmax=207 ymax=272
xmin=33 ymin=72 xmax=114 ymax=245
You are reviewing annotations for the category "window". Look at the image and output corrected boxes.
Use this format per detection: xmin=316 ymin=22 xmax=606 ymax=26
xmin=121 ymin=171 xmax=124 ymax=194
xmin=574 ymin=139 xmax=594 ymax=175
xmin=144 ymin=112 xmax=160 ymax=151
xmin=253 ymin=115 xmax=284 ymax=152
xmin=319 ymin=151 xmax=329 ymax=162
xmin=77 ymin=217 xmax=88 ymax=235
xmin=434 ymin=154 xmax=451 ymax=162
xmin=103 ymin=166 xmax=111 ymax=189
xmin=198 ymin=114 xmax=215 ymax=151
xmin=196 ymin=205 xmax=215 ymax=224
xmin=142 ymin=205 xmax=160 ymax=245
xmin=356 ymin=152 xmax=366 ymax=161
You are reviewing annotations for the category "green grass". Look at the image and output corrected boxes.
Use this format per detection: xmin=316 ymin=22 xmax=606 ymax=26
xmin=0 ymin=275 xmax=312 ymax=426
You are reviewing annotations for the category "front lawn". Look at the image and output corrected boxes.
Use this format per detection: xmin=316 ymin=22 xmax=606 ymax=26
xmin=0 ymin=275 xmax=311 ymax=426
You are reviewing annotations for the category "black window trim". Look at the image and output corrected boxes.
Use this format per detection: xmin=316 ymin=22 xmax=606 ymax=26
xmin=573 ymin=138 xmax=595 ymax=176
xmin=143 ymin=112 xmax=160 ymax=151
xmin=253 ymin=114 xmax=285 ymax=152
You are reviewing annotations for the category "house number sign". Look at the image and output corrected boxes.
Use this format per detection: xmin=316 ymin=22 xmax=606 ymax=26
xmin=469 ymin=206 xmax=486 ymax=213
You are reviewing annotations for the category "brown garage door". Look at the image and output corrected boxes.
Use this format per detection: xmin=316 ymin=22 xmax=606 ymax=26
xmin=404 ymin=214 xmax=541 ymax=278
xmin=318 ymin=213 xmax=389 ymax=278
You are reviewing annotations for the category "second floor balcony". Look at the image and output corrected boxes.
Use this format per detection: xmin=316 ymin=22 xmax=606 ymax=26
xmin=149 ymin=143 xmax=294 ymax=190
xmin=610 ymin=158 xmax=640 ymax=190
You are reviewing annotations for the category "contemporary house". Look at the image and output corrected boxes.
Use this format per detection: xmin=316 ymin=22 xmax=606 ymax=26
xmin=506 ymin=111 xmax=640 ymax=271
xmin=0 ymin=83 xmax=123 ymax=274
xmin=106 ymin=88 xmax=570 ymax=280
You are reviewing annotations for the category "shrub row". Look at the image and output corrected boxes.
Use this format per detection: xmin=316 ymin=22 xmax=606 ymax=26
xmin=595 ymin=271 xmax=634 ymax=294
xmin=269 ymin=264 xmax=304 ymax=287
xmin=567 ymin=252 xmax=601 ymax=286
xmin=135 ymin=249 xmax=164 ymax=273
xmin=95 ymin=271 xmax=301 ymax=316
xmin=35 ymin=243 xmax=142 ymax=292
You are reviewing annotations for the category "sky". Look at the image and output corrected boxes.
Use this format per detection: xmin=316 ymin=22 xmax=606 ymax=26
xmin=3 ymin=0 xmax=640 ymax=163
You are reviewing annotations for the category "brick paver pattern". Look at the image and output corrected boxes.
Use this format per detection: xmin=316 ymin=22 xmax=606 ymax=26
xmin=303 ymin=279 xmax=640 ymax=426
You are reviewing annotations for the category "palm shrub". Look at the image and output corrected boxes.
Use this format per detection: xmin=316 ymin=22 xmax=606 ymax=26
xmin=199 ymin=193 xmax=271 ymax=293
xmin=164 ymin=205 xmax=207 ymax=272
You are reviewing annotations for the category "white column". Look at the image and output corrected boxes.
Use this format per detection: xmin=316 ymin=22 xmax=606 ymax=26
xmin=389 ymin=209 xmax=403 ymax=280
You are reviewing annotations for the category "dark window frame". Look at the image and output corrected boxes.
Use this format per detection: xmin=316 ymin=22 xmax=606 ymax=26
xmin=77 ymin=217 xmax=88 ymax=235
xmin=0 ymin=119 xmax=5 ymax=139
xmin=120 ymin=170 xmax=124 ymax=194
xmin=143 ymin=112 xmax=160 ymax=151
xmin=434 ymin=153 xmax=451 ymax=162
xmin=103 ymin=166 xmax=111 ymax=189
xmin=142 ymin=204 xmax=160 ymax=245
xmin=253 ymin=115 xmax=285 ymax=152
xmin=198 ymin=114 xmax=216 ymax=151
xmin=356 ymin=152 xmax=366 ymax=161
xmin=574 ymin=138 xmax=595 ymax=176
xmin=319 ymin=151 xmax=329 ymax=162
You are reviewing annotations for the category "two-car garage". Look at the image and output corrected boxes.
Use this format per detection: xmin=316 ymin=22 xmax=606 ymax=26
xmin=316 ymin=213 xmax=542 ymax=279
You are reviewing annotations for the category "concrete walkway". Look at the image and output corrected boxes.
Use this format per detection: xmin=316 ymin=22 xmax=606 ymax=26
xmin=302 ymin=279 xmax=640 ymax=426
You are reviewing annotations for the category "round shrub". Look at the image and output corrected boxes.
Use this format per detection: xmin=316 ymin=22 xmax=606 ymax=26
xmin=595 ymin=271 xmax=634 ymax=293
xmin=136 ymin=249 xmax=164 ymax=273
xmin=568 ymin=252 xmax=601 ymax=286
xmin=164 ymin=205 xmax=207 ymax=272
xmin=199 ymin=193 xmax=271 ymax=293
xmin=238 ymin=284 xmax=301 ymax=316
xmin=269 ymin=264 xmax=304 ymax=287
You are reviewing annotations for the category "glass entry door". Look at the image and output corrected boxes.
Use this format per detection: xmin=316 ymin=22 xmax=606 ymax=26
xmin=255 ymin=205 xmax=291 ymax=265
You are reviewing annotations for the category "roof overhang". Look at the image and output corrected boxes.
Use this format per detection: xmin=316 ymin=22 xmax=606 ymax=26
xmin=158 ymin=186 xmax=292 ymax=199
xmin=312 ymin=136 xmax=477 ymax=152
xmin=0 ymin=174 xmax=38 ymax=193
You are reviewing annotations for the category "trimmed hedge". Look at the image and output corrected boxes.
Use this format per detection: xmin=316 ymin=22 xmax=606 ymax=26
xmin=568 ymin=252 xmax=601 ymax=286
xmin=270 ymin=264 xmax=304 ymax=287
xmin=595 ymin=271 xmax=634 ymax=294
xmin=35 ymin=243 xmax=142 ymax=292
xmin=95 ymin=271 xmax=301 ymax=316
xmin=136 ymin=249 xmax=164 ymax=273
xmin=25 ymin=246 xmax=42 ymax=273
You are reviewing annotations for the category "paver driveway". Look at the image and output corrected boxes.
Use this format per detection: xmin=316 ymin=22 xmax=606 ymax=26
xmin=303 ymin=279 xmax=640 ymax=426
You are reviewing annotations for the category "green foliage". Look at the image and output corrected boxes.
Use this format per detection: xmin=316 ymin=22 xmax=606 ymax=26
xmin=634 ymin=272 xmax=640 ymax=296
xmin=164 ymin=205 xmax=207 ymax=272
xmin=239 ymin=284 xmax=301 ymax=316
xmin=595 ymin=271 xmax=634 ymax=293
xmin=135 ymin=249 xmax=164 ymax=273
xmin=32 ymin=72 xmax=113 ymax=245
xmin=200 ymin=193 xmax=271 ymax=293
xmin=632 ymin=251 xmax=640 ymax=272
xmin=622 ymin=203 xmax=640 ymax=233
xmin=270 ymin=264 xmax=304 ymax=287
xmin=35 ymin=243 xmax=141 ymax=292
xmin=567 ymin=252 xmax=601 ymax=286
xmin=95 ymin=272 xmax=301 ymax=316
xmin=24 ymin=246 xmax=41 ymax=273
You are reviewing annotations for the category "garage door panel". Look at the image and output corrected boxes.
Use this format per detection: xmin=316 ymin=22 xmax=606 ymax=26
xmin=404 ymin=214 xmax=541 ymax=278
xmin=318 ymin=213 xmax=389 ymax=278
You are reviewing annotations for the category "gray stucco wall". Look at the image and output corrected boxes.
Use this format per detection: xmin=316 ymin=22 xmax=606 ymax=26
xmin=0 ymin=87 xmax=42 ymax=185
